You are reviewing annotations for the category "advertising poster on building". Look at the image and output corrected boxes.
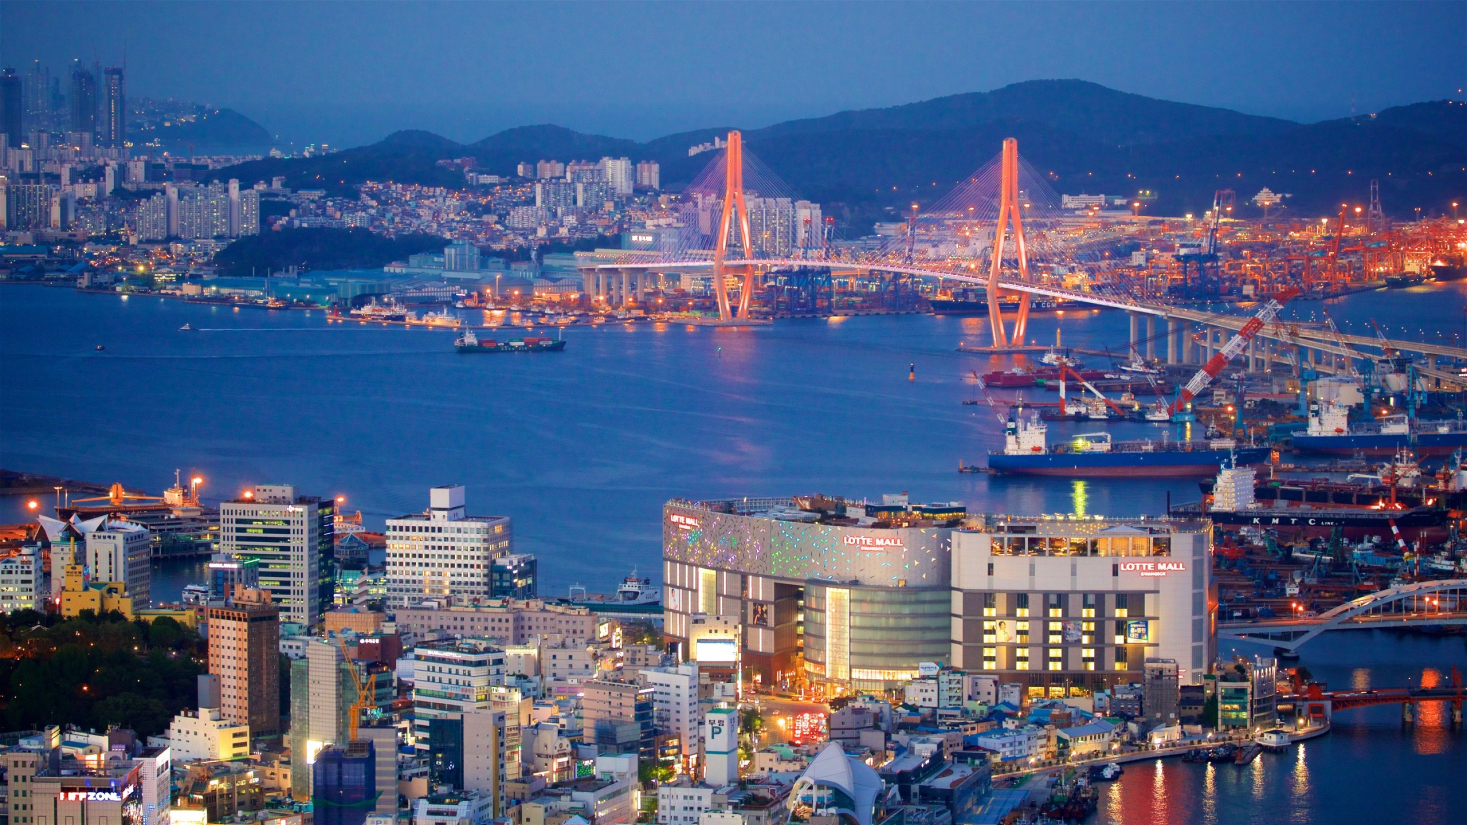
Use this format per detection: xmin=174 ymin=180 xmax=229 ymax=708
xmin=1126 ymin=620 xmax=1151 ymax=644
xmin=1062 ymin=620 xmax=1082 ymax=643
xmin=996 ymin=620 xmax=1015 ymax=643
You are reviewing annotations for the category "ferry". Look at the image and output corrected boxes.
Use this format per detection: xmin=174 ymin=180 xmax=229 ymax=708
xmin=454 ymin=329 xmax=566 ymax=353
xmin=566 ymin=570 xmax=663 ymax=615
xmin=350 ymin=298 xmax=409 ymax=322
xmin=181 ymin=584 xmax=210 ymax=606
xmin=1291 ymin=402 xmax=1467 ymax=456
xmin=418 ymin=308 xmax=462 ymax=328
xmin=984 ymin=406 xmax=1269 ymax=477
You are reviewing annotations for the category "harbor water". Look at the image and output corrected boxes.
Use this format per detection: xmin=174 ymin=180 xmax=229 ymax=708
xmin=2 ymin=283 xmax=1465 ymax=824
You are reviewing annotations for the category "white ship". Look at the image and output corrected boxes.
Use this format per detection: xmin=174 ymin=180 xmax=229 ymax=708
xmin=566 ymin=569 xmax=663 ymax=614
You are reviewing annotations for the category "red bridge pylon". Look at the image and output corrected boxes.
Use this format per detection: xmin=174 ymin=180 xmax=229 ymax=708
xmin=987 ymin=137 xmax=1033 ymax=347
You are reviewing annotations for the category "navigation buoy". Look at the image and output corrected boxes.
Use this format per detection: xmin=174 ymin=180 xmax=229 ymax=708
xmin=909 ymin=363 xmax=915 ymax=381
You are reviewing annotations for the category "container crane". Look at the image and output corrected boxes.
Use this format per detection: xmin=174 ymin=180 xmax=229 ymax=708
xmin=1168 ymin=288 xmax=1300 ymax=416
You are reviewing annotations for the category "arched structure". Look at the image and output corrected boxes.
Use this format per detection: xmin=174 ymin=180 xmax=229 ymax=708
xmin=1219 ymin=578 xmax=1467 ymax=651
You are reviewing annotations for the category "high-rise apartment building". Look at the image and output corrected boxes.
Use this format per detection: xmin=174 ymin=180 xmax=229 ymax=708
xmin=636 ymin=160 xmax=660 ymax=190
xmin=86 ymin=519 xmax=151 ymax=607
xmin=384 ymin=486 xmax=510 ymax=609
xmin=581 ymin=678 xmax=656 ymax=759
xmin=220 ymin=484 xmax=334 ymax=626
xmin=102 ymin=67 xmax=125 ymax=148
xmin=70 ymin=66 xmax=97 ymax=136
xmin=600 ymin=157 xmax=633 ymax=197
xmin=6 ymin=184 xmax=53 ymax=232
xmin=207 ymin=589 xmax=282 ymax=735
xmin=641 ymin=663 xmax=700 ymax=764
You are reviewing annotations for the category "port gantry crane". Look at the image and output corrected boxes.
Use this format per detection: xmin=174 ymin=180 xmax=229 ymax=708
xmin=1168 ymin=287 xmax=1301 ymax=416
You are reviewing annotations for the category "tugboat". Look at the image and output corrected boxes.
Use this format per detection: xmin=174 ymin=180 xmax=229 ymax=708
xmin=454 ymin=328 xmax=566 ymax=353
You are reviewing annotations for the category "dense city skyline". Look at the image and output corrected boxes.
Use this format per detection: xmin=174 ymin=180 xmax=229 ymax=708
xmin=5 ymin=1 xmax=1465 ymax=147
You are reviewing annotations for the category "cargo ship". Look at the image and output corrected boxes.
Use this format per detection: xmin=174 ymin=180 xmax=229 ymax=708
xmin=1174 ymin=462 xmax=1450 ymax=541
xmin=454 ymin=329 xmax=566 ymax=353
xmin=984 ymin=406 xmax=1269 ymax=476
xmin=350 ymin=297 xmax=408 ymax=322
xmin=931 ymin=288 xmax=1086 ymax=316
xmin=1290 ymin=402 xmax=1467 ymax=456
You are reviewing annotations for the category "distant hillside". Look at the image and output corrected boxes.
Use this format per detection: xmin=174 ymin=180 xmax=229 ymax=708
xmin=140 ymin=108 xmax=273 ymax=152
xmin=209 ymin=83 xmax=1467 ymax=223
xmin=213 ymin=227 xmax=445 ymax=277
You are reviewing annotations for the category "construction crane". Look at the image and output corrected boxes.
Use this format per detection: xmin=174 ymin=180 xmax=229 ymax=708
xmin=335 ymin=633 xmax=376 ymax=743
xmin=1169 ymin=288 xmax=1300 ymax=415
xmin=1057 ymin=364 xmax=1130 ymax=417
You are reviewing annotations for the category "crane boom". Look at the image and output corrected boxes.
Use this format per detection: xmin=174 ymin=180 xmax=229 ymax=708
xmin=1170 ymin=288 xmax=1299 ymax=414
xmin=1060 ymin=365 xmax=1129 ymax=416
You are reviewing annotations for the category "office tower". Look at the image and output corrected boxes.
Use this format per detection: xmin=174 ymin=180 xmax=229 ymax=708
xmin=703 ymin=707 xmax=737 ymax=786
xmin=0 ymin=69 xmax=21 ymax=150
xmin=208 ymin=553 xmax=261 ymax=601
xmin=636 ymin=160 xmax=660 ymax=190
xmin=24 ymin=61 xmax=48 ymax=133
xmin=102 ymin=67 xmax=125 ymax=148
xmin=356 ymin=726 xmax=399 ymax=816
xmin=600 ymin=157 xmax=633 ymax=197
xmin=289 ymin=638 xmax=358 ymax=800
xmin=220 ymin=484 xmax=334 ymax=626
xmin=489 ymin=554 xmax=536 ymax=599
xmin=312 ymin=741 xmax=376 ymax=825
xmin=70 ymin=66 xmax=97 ymax=135
xmin=581 ymin=679 xmax=656 ymax=759
xmin=85 ymin=519 xmax=151 ymax=607
xmin=207 ymin=589 xmax=282 ymax=735
xmin=384 ymin=486 xmax=510 ymax=609
xmin=427 ymin=712 xmax=508 ymax=816
xmin=409 ymin=640 xmax=506 ymax=750
xmin=0 ymin=544 xmax=44 ymax=612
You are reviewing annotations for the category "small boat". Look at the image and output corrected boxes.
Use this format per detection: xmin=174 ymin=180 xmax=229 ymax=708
xmin=1256 ymin=730 xmax=1291 ymax=752
xmin=1087 ymin=762 xmax=1123 ymax=781
xmin=95 ymin=344 xmax=105 ymax=351
xmin=179 ymin=323 xmax=194 ymax=331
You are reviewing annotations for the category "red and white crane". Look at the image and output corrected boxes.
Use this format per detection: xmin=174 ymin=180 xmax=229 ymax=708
xmin=1169 ymin=288 xmax=1300 ymax=415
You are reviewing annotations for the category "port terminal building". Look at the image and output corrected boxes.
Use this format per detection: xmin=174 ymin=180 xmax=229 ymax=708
xmin=662 ymin=494 xmax=1213 ymax=698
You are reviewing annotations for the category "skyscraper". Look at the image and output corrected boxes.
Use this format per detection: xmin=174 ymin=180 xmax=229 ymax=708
xmin=220 ymin=484 xmax=334 ymax=626
xmin=70 ymin=65 xmax=97 ymax=136
xmin=312 ymin=741 xmax=376 ymax=825
xmin=207 ymin=589 xmax=282 ymax=735
xmin=102 ymin=67 xmax=125 ymax=148
xmin=0 ymin=68 xmax=22 ymax=149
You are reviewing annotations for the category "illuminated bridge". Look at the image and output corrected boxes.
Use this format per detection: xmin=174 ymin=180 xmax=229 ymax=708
xmin=1218 ymin=578 xmax=1467 ymax=652
xmin=575 ymin=131 xmax=1467 ymax=369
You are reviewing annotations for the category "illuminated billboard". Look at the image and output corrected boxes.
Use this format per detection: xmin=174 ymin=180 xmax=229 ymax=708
xmin=1126 ymin=620 xmax=1151 ymax=644
xmin=694 ymin=637 xmax=739 ymax=664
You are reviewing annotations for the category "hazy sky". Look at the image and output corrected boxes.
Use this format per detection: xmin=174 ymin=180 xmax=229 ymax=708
xmin=5 ymin=1 xmax=1464 ymax=148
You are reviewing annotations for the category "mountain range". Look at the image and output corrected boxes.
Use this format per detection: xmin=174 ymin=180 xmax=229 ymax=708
xmin=212 ymin=80 xmax=1466 ymax=227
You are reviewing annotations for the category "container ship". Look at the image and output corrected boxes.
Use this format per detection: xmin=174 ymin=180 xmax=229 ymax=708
xmin=1174 ymin=462 xmax=1451 ymax=541
xmin=454 ymin=329 xmax=566 ymax=353
xmin=984 ymin=407 xmax=1269 ymax=477
xmin=1290 ymin=402 xmax=1467 ymax=456
xmin=931 ymin=288 xmax=1086 ymax=316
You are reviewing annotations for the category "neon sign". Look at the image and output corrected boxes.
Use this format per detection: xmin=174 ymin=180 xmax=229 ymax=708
xmin=842 ymin=535 xmax=903 ymax=549
xmin=60 ymin=791 xmax=122 ymax=802
xmin=1118 ymin=561 xmax=1185 ymax=577
xmin=670 ymin=513 xmax=699 ymax=531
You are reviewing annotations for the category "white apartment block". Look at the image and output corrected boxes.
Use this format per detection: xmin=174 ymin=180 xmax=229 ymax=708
xmin=86 ymin=519 xmax=152 ymax=606
xmin=600 ymin=157 xmax=633 ymax=197
xmin=641 ymin=664 xmax=700 ymax=763
xmin=386 ymin=486 xmax=511 ymax=609
xmin=219 ymin=485 xmax=330 ymax=626
xmin=0 ymin=545 xmax=43 ymax=612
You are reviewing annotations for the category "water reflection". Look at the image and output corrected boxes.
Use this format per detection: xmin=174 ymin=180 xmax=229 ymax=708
xmin=1071 ymin=480 xmax=1088 ymax=517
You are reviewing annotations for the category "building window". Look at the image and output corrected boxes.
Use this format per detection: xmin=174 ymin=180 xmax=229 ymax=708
xmin=983 ymin=620 xmax=996 ymax=644
xmin=1015 ymin=593 xmax=1029 ymax=617
xmin=1016 ymin=621 xmax=1030 ymax=643
xmin=982 ymin=647 xmax=996 ymax=670
xmin=982 ymin=593 xmax=996 ymax=617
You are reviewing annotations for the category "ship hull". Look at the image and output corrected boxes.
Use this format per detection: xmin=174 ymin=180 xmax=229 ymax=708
xmin=457 ymin=341 xmax=567 ymax=353
xmin=1292 ymin=430 xmax=1467 ymax=456
xmin=988 ymin=447 xmax=1270 ymax=477
xmin=1182 ymin=506 xmax=1447 ymax=541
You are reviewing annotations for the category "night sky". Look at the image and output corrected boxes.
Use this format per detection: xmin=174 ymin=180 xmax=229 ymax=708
xmin=4 ymin=1 xmax=1464 ymax=148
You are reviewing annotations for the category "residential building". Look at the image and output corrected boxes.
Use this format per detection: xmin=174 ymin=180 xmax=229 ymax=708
xmin=640 ymin=663 xmax=700 ymax=765
xmin=427 ymin=712 xmax=510 ymax=816
xmin=0 ymin=68 xmax=22 ymax=149
xmin=385 ymin=486 xmax=512 ymax=609
xmin=581 ymin=679 xmax=655 ymax=759
xmin=491 ymin=553 xmax=538 ymax=599
xmin=86 ymin=519 xmax=151 ymax=607
xmin=220 ymin=484 xmax=334 ymax=627
xmin=168 ymin=705 xmax=250 ymax=762
xmin=635 ymin=161 xmax=660 ymax=190
xmin=412 ymin=791 xmax=495 ymax=825
xmin=657 ymin=781 xmax=723 ymax=825
xmin=101 ymin=67 xmax=124 ymax=148
xmin=1143 ymin=658 xmax=1181 ymax=725
xmin=207 ymin=590 xmax=282 ymax=735
xmin=600 ymin=157 xmax=633 ymax=197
